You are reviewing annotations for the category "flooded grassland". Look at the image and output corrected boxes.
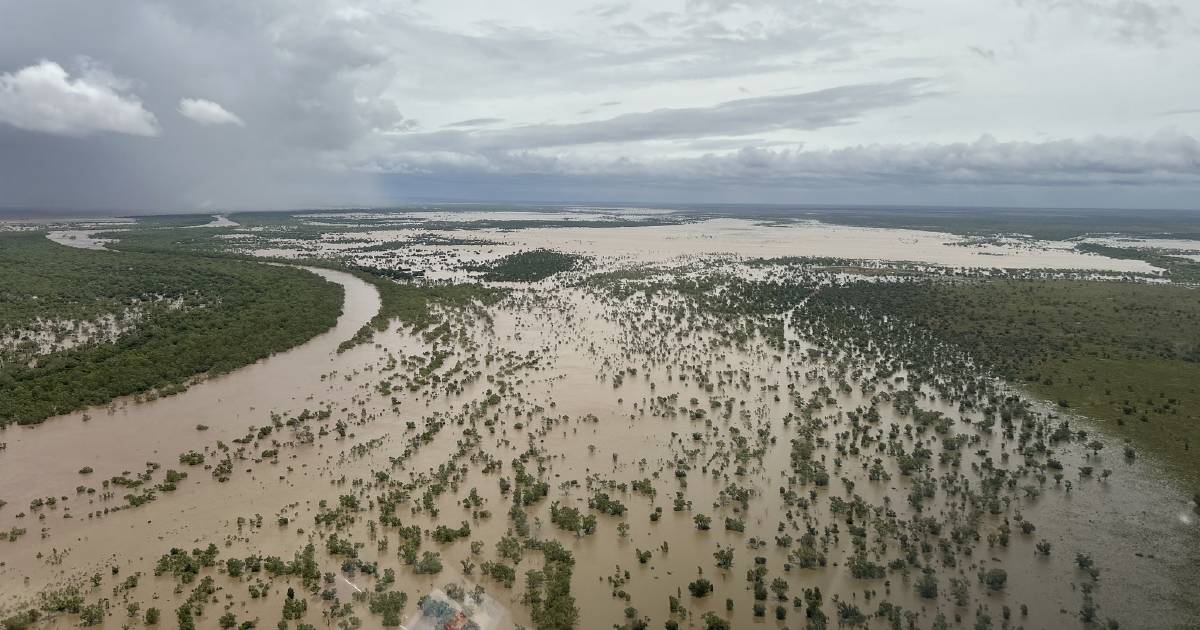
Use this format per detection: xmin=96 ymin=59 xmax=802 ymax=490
xmin=0 ymin=220 xmax=1196 ymax=630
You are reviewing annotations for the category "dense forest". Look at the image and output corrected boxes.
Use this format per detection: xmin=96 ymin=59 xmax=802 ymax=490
xmin=0 ymin=232 xmax=343 ymax=425
xmin=808 ymin=279 xmax=1200 ymax=482
xmin=471 ymin=249 xmax=584 ymax=282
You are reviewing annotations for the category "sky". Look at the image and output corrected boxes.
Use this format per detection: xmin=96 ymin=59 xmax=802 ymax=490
xmin=1 ymin=0 xmax=1198 ymax=212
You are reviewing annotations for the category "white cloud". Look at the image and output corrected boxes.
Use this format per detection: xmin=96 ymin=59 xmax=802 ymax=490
xmin=178 ymin=98 xmax=244 ymax=126
xmin=0 ymin=60 xmax=159 ymax=137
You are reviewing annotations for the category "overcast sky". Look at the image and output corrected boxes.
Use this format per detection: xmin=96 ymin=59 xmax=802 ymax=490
xmin=1 ymin=0 xmax=1198 ymax=211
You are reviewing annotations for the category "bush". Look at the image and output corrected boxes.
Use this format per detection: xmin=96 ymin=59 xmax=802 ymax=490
xmin=80 ymin=603 xmax=105 ymax=626
xmin=981 ymin=568 xmax=1008 ymax=591
xmin=414 ymin=551 xmax=443 ymax=575
xmin=916 ymin=569 xmax=938 ymax=598
xmin=688 ymin=578 xmax=713 ymax=598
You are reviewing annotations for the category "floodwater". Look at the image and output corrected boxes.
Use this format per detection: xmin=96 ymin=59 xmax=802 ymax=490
xmin=280 ymin=218 xmax=1160 ymax=274
xmin=45 ymin=231 xmax=115 ymax=251
xmin=459 ymin=219 xmax=1159 ymax=272
xmin=190 ymin=215 xmax=240 ymax=228
xmin=300 ymin=209 xmax=671 ymax=224
xmin=0 ymin=267 xmax=378 ymax=514
xmin=0 ymin=228 xmax=1195 ymax=630
xmin=1081 ymin=236 xmax=1200 ymax=253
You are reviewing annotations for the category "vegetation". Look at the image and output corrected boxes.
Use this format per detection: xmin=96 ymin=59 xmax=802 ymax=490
xmin=470 ymin=249 xmax=584 ymax=282
xmin=714 ymin=205 xmax=1200 ymax=240
xmin=808 ymin=278 xmax=1200 ymax=482
xmin=339 ymin=273 xmax=504 ymax=351
xmin=0 ymin=232 xmax=342 ymax=425
xmin=1076 ymin=243 xmax=1200 ymax=283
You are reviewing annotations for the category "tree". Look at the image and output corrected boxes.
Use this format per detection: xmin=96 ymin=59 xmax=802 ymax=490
xmin=950 ymin=578 xmax=970 ymax=606
xmin=770 ymin=577 xmax=789 ymax=600
xmin=497 ymin=535 xmax=522 ymax=564
xmin=916 ymin=568 xmax=938 ymax=599
xmin=80 ymin=603 xmax=105 ymax=626
xmin=980 ymin=568 xmax=1007 ymax=591
xmin=713 ymin=546 xmax=734 ymax=569
xmin=414 ymin=552 xmax=443 ymax=575
xmin=688 ymin=579 xmax=713 ymax=598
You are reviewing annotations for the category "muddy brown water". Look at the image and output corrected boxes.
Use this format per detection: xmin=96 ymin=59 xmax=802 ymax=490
xmin=0 ymin=233 xmax=1195 ymax=630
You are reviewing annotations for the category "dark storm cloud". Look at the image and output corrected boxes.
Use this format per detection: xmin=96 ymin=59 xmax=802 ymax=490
xmin=0 ymin=0 xmax=403 ymax=209
xmin=0 ymin=0 xmax=882 ymax=209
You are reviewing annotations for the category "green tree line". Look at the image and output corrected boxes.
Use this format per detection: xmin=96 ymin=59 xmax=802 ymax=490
xmin=0 ymin=232 xmax=342 ymax=425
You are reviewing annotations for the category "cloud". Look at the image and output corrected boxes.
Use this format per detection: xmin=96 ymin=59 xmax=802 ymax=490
xmin=968 ymin=46 xmax=997 ymax=61
xmin=0 ymin=60 xmax=158 ymax=137
xmin=443 ymin=117 xmax=505 ymax=128
xmin=0 ymin=0 xmax=1197 ymax=210
xmin=178 ymin=98 xmax=244 ymax=126
xmin=381 ymin=78 xmax=935 ymax=153
xmin=653 ymin=132 xmax=1200 ymax=186
xmin=357 ymin=131 xmax=1200 ymax=189
xmin=1014 ymin=0 xmax=1188 ymax=45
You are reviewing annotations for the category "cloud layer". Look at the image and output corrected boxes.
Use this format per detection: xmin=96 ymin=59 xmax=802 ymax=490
xmin=0 ymin=0 xmax=1197 ymax=210
xmin=357 ymin=131 xmax=1200 ymax=187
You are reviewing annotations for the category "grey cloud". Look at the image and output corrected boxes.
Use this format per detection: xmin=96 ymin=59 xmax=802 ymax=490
xmin=0 ymin=0 xmax=894 ymax=206
xmin=685 ymin=0 xmax=892 ymax=22
xmin=968 ymin=46 xmax=997 ymax=61
xmin=649 ymin=132 xmax=1200 ymax=186
xmin=380 ymin=78 xmax=935 ymax=153
xmin=0 ymin=0 xmax=1196 ymax=211
xmin=362 ymin=131 xmax=1200 ymax=189
xmin=0 ymin=0 xmax=399 ymax=208
xmin=373 ymin=0 xmax=887 ymax=99
xmin=443 ymin=118 xmax=506 ymax=128
xmin=588 ymin=2 xmax=633 ymax=18
xmin=1014 ymin=0 xmax=1188 ymax=45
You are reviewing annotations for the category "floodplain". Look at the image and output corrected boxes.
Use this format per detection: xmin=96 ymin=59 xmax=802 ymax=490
xmin=1 ymin=207 xmax=1197 ymax=630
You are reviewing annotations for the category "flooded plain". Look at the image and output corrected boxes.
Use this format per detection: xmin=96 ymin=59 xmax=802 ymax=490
xmin=243 ymin=218 xmax=1162 ymax=275
xmin=0 ymin=222 xmax=1195 ymax=630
